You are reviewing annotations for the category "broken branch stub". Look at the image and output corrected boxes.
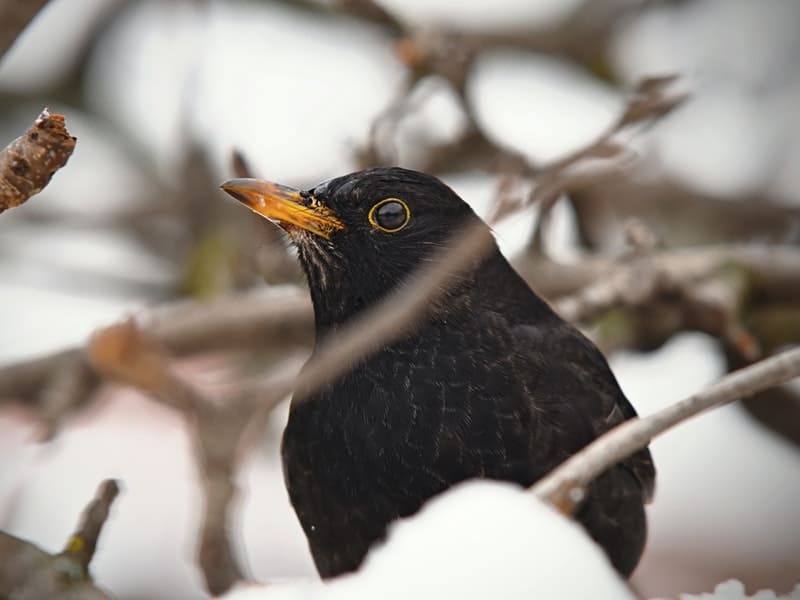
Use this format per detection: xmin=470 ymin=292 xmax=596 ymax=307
xmin=0 ymin=108 xmax=76 ymax=214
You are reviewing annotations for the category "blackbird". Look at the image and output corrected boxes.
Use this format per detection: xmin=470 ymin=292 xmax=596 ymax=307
xmin=221 ymin=167 xmax=655 ymax=579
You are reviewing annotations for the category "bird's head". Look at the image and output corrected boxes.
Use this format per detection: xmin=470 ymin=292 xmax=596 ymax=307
xmin=221 ymin=167 xmax=484 ymax=329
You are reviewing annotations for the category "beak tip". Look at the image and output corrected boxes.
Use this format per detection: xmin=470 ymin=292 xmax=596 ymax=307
xmin=220 ymin=178 xmax=244 ymax=192
xmin=219 ymin=179 xmax=256 ymax=205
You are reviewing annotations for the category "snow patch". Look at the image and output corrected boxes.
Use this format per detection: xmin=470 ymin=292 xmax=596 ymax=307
xmin=224 ymin=480 xmax=634 ymax=600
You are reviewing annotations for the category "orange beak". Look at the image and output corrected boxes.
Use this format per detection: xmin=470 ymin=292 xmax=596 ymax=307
xmin=220 ymin=178 xmax=344 ymax=239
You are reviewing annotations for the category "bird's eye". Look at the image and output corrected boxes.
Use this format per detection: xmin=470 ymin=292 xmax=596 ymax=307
xmin=368 ymin=198 xmax=410 ymax=233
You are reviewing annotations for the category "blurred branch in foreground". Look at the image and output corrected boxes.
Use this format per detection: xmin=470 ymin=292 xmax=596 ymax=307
xmin=0 ymin=108 xmax=76 ymax=214
xmin=1 ymin=75 xmax=666 ymax=416
xmin=4 ymin=76 xmax=796 ymax=411
xmin=0 ymin=0 xmax=51 ymax=58
xmin=87 ymin=320 xmax=306 ymax=596
xmin=0 ymin=479 xmax=119 ymax=599
xmin=0 ymin=289 xmax=312 ymax=437
xmin=87 ymin=321 xmax=246 ymax=595
xmin=545 ymin=243 xmax=800 ymax=359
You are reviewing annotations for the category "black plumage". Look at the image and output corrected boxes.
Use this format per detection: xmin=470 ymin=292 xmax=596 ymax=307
xmin=222 ymin=167 xmax=655 ymax=580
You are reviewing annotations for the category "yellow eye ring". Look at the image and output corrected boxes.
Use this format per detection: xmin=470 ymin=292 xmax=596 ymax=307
xmin=368 ymin=198 xmax=410 ymax=233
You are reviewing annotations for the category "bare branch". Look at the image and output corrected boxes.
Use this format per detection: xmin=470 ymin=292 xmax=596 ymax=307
xmin=386 ymin=0 xmax=647 ymax=90
xmin=0 ymin=0 xmax=51 ymax=58
xmin=0 ymin=479 xmax=117 ymax=599
xmin=231 ymin=148 xmax=255 ymax=179
xmin=516 ymin=244 xmax=800 ymax=311
xmin=298 ymin=80 xmax=692 ymax=402
xmin=615 ymin=74 xmax=686 ymax=128
xmin=0 ymin=108 xmax=76 ymax=214
xmin=87 ymin=321 xmax=247 ymax=595
xmin=87 ymin=320 xmax=207 ymax=412
xmin=531 ymin=346 xmax=800 ymax=511
xmin=0 ymin=288 xmax=312 ymax=403
xmin=85 ymin=319 xmax=303 ymax=596
xmin=334 ymin=0 xmax=406 ymax=35
xmin=525 ymin=74 xmax=686 ymax=249
xmin=35 ymin=353 xmax=98 ymax=441
xmin=62 ymin=479 xmax=120 ymax=572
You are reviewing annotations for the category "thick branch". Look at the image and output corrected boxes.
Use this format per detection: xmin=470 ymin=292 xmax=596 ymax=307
xmin=518 ymin=244 xmax=800 ymax=312
xmin=0 ymin=288 xmax=312 ymax=401
xmin=0 ymin=0 xmax=51 ymax=58
xmin=531 ymin=346 xmax=800 ymax=510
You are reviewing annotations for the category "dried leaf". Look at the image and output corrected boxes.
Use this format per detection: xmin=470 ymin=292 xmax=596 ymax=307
xmin=86 ymin=320 xmax=169 ymax=393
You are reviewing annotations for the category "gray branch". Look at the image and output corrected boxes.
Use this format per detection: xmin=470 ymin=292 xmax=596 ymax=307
xmin=531 ymin=346 xmax=800 ymax=510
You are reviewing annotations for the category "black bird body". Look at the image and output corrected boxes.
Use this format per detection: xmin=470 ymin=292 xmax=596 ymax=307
xmin=222 ymin=168 xmax=655 ymax=580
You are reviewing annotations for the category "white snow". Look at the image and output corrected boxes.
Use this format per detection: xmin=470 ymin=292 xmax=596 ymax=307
xmin=668 ymin=579 xmax=800 ymax=600
xmin=373 ymin=0 xmax=582 ymax=30
xmin=469 ymin=50 xmax=621 ymax=165
xmin=223 ymin=480 xmax=635 ymax=600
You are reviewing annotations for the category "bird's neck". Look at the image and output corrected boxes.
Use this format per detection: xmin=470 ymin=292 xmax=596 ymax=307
xmin=307 ymin=249 xmax=554 ymax=341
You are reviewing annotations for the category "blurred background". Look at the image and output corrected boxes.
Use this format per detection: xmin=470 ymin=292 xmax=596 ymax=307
xmin=1 ymin=0 xmax=799 ymax=598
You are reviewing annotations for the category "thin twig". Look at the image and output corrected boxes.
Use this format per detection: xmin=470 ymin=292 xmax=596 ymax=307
xmin=515 ymin=244 xmax=800 ymax=313
xmin=526 ymin=75 xmax=686 ymax=250
xmin=549 ymin=244 xmax=800 ymax=322
xmin=61 ymin=479 xmax=121 ymax=572
xmin=36 ymin=355 xmax=98 ymax=440
xmin=0 ymin=478 xmax=117 ymax=599
xmin=530 ymin=346 xmax=800 ymax=510
xmin=292 ymin=221 xmax=495 ymax=401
